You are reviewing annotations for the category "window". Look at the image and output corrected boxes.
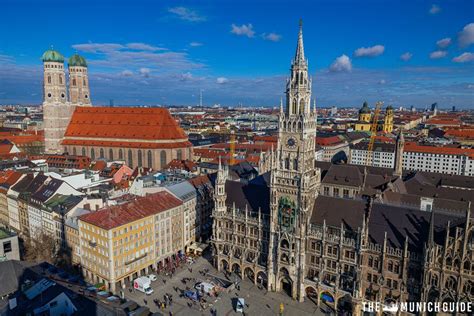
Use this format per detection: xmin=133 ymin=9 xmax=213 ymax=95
xmin=137 ymin=150 xmax=143 ymax=167
xmin=3 ymin=241 xmax=12 ymax=253
xmin=59 ymin=75 xmax=63 ymax=84
xmin=82 ymin=147 xmax=86 ymax=156
xmin=160 ymin=150 xmax=167 ymax=168
xmin=73 ymin=147 xmax=77 ymax=155
xmin=323 ymin=187 xmax=330 ymax=196
xmin=90 ymin=148 xmax=95 ymax=160
xmin=128 ymin=149 xmax=133 ymax=167
xmin=72 ymin=78 xmax=76 ymax=86
xmin=147 ymin=150 xmax=153 ymax=168
xmin=109 ymin=149 xmax=114 ymax=160
xmin=100 ymin=148 xmax=104 ymax=158
xmin=177 ymin=149 xmax=183 ymax=160
xmin=47 ymin=76 xmax=51 ymax=84
xmin=119 ymin=149 xmax=123 ymax=160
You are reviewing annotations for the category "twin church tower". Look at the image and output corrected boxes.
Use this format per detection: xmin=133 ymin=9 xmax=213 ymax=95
xmin=41 ymin=49 xmax=91 ymax=153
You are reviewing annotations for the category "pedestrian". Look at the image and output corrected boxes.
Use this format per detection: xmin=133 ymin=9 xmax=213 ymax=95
xmin=143 ymin=299 xmax=147 ymax=305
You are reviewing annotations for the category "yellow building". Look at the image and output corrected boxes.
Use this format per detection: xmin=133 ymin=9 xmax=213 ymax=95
xmin=78 ymin=191 xmax=183 ymax=292
xmin=353 ymin=101 xmax=394 ymax=133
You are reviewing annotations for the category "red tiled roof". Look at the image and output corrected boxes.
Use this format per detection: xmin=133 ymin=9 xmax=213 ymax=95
xmin=62 ymin=139 xmax=192 ymax=149
xmin=63 ymin=106 xmax=189 ymax=141
xmin=79 ymin=191 xmax=182 ymax=230
xmin=316 ymin=136 xmax=345 ymax=146
xmin=188 ymin=174 xmax=212 ymax=187
xmin=165 ymin=159 xmax=197 ymax=172
xmin=254 ymin=135 xmax=277 ymax=143
xmin=426 ymin=118 xmax=461 ymax=126
xmin=444 ymin=129 xmax=474 ymax=139
xmin=405 ymin=142 xmax=474 ymax=158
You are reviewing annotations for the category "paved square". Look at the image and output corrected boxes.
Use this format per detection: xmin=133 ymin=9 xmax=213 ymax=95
xmin=122 ymin=254 xmax=329 ymax=315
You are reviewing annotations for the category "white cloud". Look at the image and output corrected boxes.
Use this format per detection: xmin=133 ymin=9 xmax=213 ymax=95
xmin=0 ymin=54 xmax=14 ymax=64
xmin=379 ymin=79 xmax=386 ymax=85
xmin=121 ymin=70 xmax=133 ymax=77
xmin=72 ymin=42 xmax=203 ymax=72
xmin=126 ymin=43 xmax=165 ymax=51
xmin=231 ymin=24 xmax=255 ymax=38
xmin=429 ymin=4 xmax=441 ymax=14
xmin=262 ymin=32 xmax=282 ymax=42
xmin=73 ymin=43 xmax=124 ymax=53
xmin=436 ymin=37 xmax=452 ymax=48
xmin=329 ymin=54 xmax=352 ymax=72
xmin=430 ymin=50 xmax=447 ymax=59
xmin=168 ymin=7 xmax=206 ymax=22
xmin=216 ymin=77 xmax=229 ymax=84
xmin=180 ymin=72 xmax=193 ymax=81
xmin=189 ymin=42 xmax=203 ymax=47
xmin=452 ymin=52 xmax=474 ymax=63
xmin=139 ymin=67 xmax=151 ymax=77
xmin=400 ymin=52 xmax=413 ymax=61
xmin=468 ymin=84 xmax=474 ymax=89
xmin=354 ymin=45 xmax=385 ymax=57
xmin=458 ymin=23 xmax=474 ymax=47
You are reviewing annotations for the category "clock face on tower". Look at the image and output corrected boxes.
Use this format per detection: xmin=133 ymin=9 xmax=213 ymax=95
xmin=287 ymin=137 xmax=297 ymax=148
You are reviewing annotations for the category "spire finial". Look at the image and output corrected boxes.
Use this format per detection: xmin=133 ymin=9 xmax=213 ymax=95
xmin=294 ymin=19 xmax=305 ymax=64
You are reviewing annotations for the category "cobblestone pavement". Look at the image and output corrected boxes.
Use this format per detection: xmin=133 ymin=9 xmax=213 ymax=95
xmin=123 ymin=254 xmax=331 ymax=315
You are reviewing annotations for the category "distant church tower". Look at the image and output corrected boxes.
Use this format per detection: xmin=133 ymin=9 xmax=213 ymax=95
xmin=68 ymin=53 xmax=91 ymax=106
xmin=43 ymin=49 xmax=91 ymax=154
xmin=394 ymin=129 xmax=404 ymax=176
xmin=267 ymin=20 xmax=321 ymax=301
xmin=383 ymin=104 xmax=394 ymax=133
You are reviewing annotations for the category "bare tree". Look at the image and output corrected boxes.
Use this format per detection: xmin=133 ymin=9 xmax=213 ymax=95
xmin=23 ymin=232 xmax=58 ymax=263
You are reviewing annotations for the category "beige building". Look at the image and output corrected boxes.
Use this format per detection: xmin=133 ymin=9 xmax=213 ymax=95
xmin=78 ymin=191 xmax=185 ymax=292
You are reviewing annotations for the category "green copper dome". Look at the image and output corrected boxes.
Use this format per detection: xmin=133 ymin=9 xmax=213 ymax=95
xmin=359 ymin=101 xmax=370 ymax=114
xmin=68 ymin=53 xmax=87 ymax=67
xmin=41 ymin=49 xmax=65 ymax=63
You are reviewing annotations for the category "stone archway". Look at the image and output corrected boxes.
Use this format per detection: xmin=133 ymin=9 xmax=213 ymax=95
xmin=305 ymin=286 xmax=317 ymax=305
xmin=244 ymin=267 xmax=255 ymax=283
xmin=320 ymin=291 xmax=336 ymax=312
xmin=337 ymin=294 xmax=353 ymax=314
xmin=256 ymin=271 xmax=267 ymax=288
xmin=232 ymin=263 xmax=241 ymax=276
xmin=220 ymin=259 xmax=229 ymax=272
xmin=280 ymin=276 xmax=293 ymax=297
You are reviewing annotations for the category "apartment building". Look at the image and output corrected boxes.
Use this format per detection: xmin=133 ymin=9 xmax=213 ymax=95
xmin=78 ymin=191 xmax=183 ymax=292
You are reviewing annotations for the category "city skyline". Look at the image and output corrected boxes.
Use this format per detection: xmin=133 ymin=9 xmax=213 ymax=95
xmin=0 ymin=0 xmax=473 ymax=107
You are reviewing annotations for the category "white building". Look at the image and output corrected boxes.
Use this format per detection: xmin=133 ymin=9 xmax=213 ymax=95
xmin=350 ymin=140 xmax=474 ymax=176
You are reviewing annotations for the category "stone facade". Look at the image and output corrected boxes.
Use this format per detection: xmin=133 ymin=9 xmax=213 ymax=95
xmin=210 ymin=21 xmax=474 ymax=315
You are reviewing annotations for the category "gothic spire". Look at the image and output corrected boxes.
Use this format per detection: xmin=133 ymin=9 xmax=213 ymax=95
xmin=294 ymin=19 xmax=305 ymax=65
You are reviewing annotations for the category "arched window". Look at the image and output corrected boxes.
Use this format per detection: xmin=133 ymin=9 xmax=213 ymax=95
xmin=300 ymin=99 xmax=305 ymax=114
xmin=90 ymin=148 xmax=95 ymax=160
xmin=177 ymin=149 xmax=183 ymax=160
xmin=147 ymin=150 xmax=153 ymax=168
xmin=118 ymin=149 xmax=123 ymax=160
xmin=160 ymin=150 xmax=167 ymax=168
xmin=280 ymin=239 xmax=289 ymax=249
xmin=128 ymin=149 xmax=133 ymax=167
xmin=59 ymin=75 xmax=63 ymax=84
xmin=82 ymin=147 xmax=86 ymax=156
xmin=109 ymin=149 xmax=113 ymax=160
xmin=47 ymin=76 xmax=51 ymax=84
xmin=293 ymin=158 xmax=298 ymax=170
xmin=138 ymin=150 xmax=143 ymax=167
xmin=83 ymin=79 xmax=86 ymax=86
xmin=72 ymin=79 xmax=76 ymax=86
xmin=99 ymin=148 xmax=104 ymax=158
xmin=445 ymin=277 xmax=457 ymax=290
xmin=299 ymin=72 xmax=303 ymax=84
xmin=72 ymin=147 xmax=77 ymax=155
xmin=285 ymin=158 xmax=290 ymax=170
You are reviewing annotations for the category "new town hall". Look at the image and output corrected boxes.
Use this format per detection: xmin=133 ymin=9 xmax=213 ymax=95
xmin=211 ymin=22 xmax=474 ymax=313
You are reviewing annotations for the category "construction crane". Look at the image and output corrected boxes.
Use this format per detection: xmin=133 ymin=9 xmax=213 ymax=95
xmin=229 ymin=130 xmax=236 ymax=165
xmin=366 ymin=101 xmax=384 ymax=166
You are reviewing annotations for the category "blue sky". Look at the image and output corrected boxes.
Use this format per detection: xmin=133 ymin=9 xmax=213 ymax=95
xmin=0 ymin=0 xmax=473 ymax=108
